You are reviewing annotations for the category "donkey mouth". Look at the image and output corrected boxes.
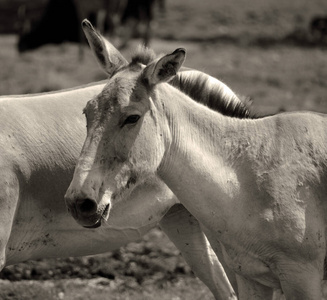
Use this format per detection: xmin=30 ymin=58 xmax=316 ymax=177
xmin=83 ymin=220 xmax=101 ymax=229
xmin=82 ymin=203 xmax=110 ymax=229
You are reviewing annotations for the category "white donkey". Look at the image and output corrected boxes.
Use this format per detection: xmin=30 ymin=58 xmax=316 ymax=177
xmin=0 ymin=76 xmax=234 ymax=300
xmin=66 ymin=20 xmax=327 ymax=300
xmin=0 ymin=24 xmax=272 ymax=300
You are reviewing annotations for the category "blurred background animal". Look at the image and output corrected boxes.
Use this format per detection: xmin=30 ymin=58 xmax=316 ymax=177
xmin=310 ymin=15 xmax=327 ymax=43
xmin=15 ymin=0 xmax=165 ymax=57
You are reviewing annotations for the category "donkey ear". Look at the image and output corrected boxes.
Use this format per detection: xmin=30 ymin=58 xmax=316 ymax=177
xmin=82 ymin=19 xmax=128 ymax=76
xmin=142 ymin=48 xmax=186 ymax=86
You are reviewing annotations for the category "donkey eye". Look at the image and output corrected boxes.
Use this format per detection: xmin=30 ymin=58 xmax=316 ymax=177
xmin=122 ymin=115 xmax=140 ymax=127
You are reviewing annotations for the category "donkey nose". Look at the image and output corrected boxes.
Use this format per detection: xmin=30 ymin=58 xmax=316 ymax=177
xmin=76 ymin=198 xmax=98 ymax=216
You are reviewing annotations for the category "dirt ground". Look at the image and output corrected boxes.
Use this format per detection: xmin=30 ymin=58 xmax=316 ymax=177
xmin=1 ymin=0 xmax=327 ymax=299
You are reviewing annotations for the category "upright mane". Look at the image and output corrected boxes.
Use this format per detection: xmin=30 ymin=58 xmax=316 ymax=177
xmin=131 ymin=47 xmax=256 ymax=119
xmin=170 ymin=71 xmax=256 ymax=119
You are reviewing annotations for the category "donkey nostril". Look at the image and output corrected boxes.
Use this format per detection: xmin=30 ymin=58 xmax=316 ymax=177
xmin=76 ymin=198 xmax=97 ymax=215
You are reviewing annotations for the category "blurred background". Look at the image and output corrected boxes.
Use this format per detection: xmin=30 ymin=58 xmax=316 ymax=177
xmin=0 ymin=0 xmax=327 ymax=299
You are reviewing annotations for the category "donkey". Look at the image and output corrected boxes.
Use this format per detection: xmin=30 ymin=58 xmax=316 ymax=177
xmin=66 ymin=20 xmax=327 ymax=300
xmin=0 ymin=81 xmax=235 ymax=300
xmin=2 ymin=27 xmax=275 ymax=300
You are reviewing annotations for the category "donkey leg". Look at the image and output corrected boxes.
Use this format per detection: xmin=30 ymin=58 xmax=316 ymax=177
xmin=199 ymin=224 xmax=238 ymax=292
xmin=0 ymin=169 xmax=20 ymax=270
xmin=236 ymin=275 xmax=274 ymax=300
xmin=277 ymin=260 xmax=323 ymax=300
xmin=159 ymin=203 xmax=237 ymax=300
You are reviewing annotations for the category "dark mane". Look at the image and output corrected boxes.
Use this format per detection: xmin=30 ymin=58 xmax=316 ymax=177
xmin=131 ymin=48 xmax=256 ymax=119
xmin=170 ymin=71 xmax=256 ymax=119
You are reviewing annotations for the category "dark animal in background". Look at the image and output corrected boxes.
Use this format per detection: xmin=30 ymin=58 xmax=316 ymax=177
xmin=17 ymin=0 xmax=165 ymax=54
xmin=18 ymin=0 xmax=80 ymax=53
xmin=119 ymin=0 xmax=165 ymax=48
xmin=310 ymin=16 xmax=327 ymax=43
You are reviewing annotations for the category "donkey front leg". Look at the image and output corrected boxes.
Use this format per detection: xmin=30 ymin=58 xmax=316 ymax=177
xmin=236 ymin=275 xmax=274 ymax=300
xmin=159 ymin=203 xmax=237 ymax=300
xmin=277 ymin=259 xmax=323 ymax=300
xmin=0 ymin=169 xmax=20 ymax=270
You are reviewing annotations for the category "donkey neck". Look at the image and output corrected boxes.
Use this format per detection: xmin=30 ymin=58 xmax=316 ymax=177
xmin=155 ymin=84 xmax=263 ymax=231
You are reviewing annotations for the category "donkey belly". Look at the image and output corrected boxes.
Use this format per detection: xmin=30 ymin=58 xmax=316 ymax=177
xmin=5 ymin=194 xmax=157 ymax=265
xmin=6 ymin=217 xmax=156 ymax=265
